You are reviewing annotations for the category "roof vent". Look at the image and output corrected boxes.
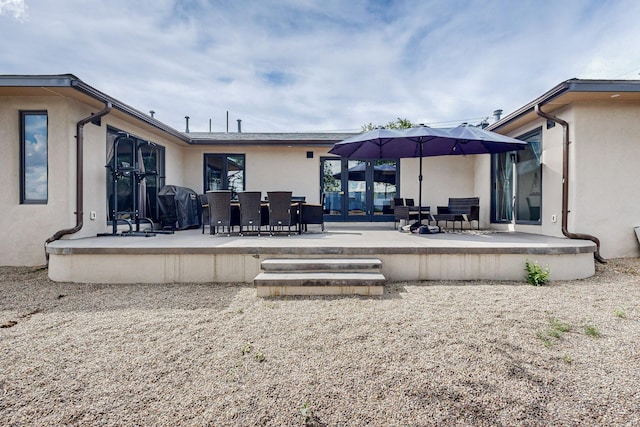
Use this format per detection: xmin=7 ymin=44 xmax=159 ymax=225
xmin=237 ymin=119 xmax=242 ymax=133
xmin=185 ymin=116 xmax=190 ymax=133
xmin=493 ymin=109 xmax=503 ymax=123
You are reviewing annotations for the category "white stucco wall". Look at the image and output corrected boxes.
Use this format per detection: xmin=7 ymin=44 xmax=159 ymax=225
xmin=571 ymin=102 xmax=640 ymax=258
xmin=1 ymin=96 xmax=74 ymax=266
xmin=0 ymin=95 xmax=187 ymax=266
xmin=183 ymin=145 xmax=329 ymax=204
xmin=499 ymin=102 xmax=640 ymax=259
xmin=399 ymin=155 xmax=476 ymax=212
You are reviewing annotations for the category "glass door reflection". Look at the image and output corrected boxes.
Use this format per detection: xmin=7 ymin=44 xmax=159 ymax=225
xmin=347 ymin=160 xmax=367 ymax=217
xmin=322 ymin=158 xmax=343 ymax=218
xmin=372 ymin=160 xmax=397 ymax=216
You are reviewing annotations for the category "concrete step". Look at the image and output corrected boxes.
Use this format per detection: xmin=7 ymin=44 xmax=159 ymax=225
xmin=254 ymin=271 xmax=386 ymax=286
xmin=260 ymin=258 xmax=382 ymax=272
xmin=255 ymin=272 xmax=385 ymax=297
xmin=255 ymin=258 xmax=386 ymax=297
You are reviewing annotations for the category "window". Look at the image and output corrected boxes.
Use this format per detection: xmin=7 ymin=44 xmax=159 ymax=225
xmin=203 ymin=154 xmax=245 ymax=197
xmin=106 ymin=127 xmax=165 ymax=222
xmin=20 ymin=111 xmax=48 ymax=204
xmin=491 ymin=127 xmax=542 ymax=224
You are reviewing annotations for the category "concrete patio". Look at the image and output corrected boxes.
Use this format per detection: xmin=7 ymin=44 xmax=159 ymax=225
xmin=46 ymin=223 xmax=596 ymax=284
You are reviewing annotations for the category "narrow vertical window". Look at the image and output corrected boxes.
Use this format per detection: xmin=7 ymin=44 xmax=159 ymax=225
xmin=20 ymin=111 xmax=48 ymax=204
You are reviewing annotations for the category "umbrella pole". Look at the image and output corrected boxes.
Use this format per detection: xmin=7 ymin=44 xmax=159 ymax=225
xmin=418 ymin=140 xmax=423 ymax=224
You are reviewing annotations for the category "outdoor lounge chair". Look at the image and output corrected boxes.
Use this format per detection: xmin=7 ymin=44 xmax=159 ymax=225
xmin=432 ymin=197 xmax=480 ymax=230
xmin=267 ymin=191 xmax=294 ymax=236
xmin=238 ymin=191 xmax=262 ymax=236
xmin=300 ymin=193 xmax=325 ymax=232
xmin=207 ymin=190 xmax=233 ymax=236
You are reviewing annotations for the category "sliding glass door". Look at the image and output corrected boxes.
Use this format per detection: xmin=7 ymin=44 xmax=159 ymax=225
xmin=491 ymin=127 xmax=542 ymax=224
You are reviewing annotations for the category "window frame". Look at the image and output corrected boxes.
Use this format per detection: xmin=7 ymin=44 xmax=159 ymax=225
xmin=490 ymin=126 xmax=543 ymax=225
xmin=203 ymin=153 xmax=246 ymax=197
xmin=19 ymin=110 xmax=48 ymax=204
xmin=514 ymin=127 xmax=543 ymax=225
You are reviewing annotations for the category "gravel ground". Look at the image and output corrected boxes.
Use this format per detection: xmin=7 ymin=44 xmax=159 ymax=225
xmin=1 ymin=258 xmax=639 ymax=426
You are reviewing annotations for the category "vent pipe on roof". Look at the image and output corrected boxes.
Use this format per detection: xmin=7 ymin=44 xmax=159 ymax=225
xmin=534 ymin=104 xmax=605 ymax=263
xmin=237 ymin=119 xmax=242 ymax=133
xmin=185 ymin=116 xmax=190 ymax=133
xmin=149 ymin=110 xmax=155 ymax=118
xmin=44 ymin=101 xmax=112 ymax=264
xmin=493 ymin=109 xmax=503 ymax=122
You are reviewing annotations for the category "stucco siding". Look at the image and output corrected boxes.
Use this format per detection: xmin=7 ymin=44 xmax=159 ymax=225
xmin=183 ymin=145 xmax=328 ymax=203
xmin=0 ymin=95 xmax=188 ymax=266
xmin=1 ymin=96 xmax=75 ymax=265
xmin=501 ymin=102 xmax=640 ymax=258
xmin=400 ymin=155 xmax=476 ymax=213
xmin=571 ymin=102 xmax=640 ymax=258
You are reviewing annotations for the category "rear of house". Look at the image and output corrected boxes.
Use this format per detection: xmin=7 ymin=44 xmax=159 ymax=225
xmin=2 ymin=75 xmax=639 ymax=267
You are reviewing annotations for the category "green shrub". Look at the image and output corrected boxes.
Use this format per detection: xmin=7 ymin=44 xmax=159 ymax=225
xmin=525 ymin=260 xmax=550 ymax=286
xmin=584 ymin=324 xmax=601 ymax=338
xmin=614 ymin=307 xmax=627 ymax=318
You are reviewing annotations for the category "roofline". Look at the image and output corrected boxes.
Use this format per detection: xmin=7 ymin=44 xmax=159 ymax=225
xmin=189 ymin=140 xmax=347 ymax=146
xmin=188 ymin=132 xmax=356 ymax=146
xmin=0 ymin=74 xmax=80 ymax=87
xmin=487 ymin=78 xmax=640 ymax=132
xmin=69 ymin=77 xmax=191 ymax=143
xmin=1 ymin=74 xmax=355 ymax=146
xmin=0 ymin=74 xmax=191 ymax=143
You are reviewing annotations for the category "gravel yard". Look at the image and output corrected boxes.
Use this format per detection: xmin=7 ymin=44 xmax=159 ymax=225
xmin=1 ymin=258 xmax=639 ymax=426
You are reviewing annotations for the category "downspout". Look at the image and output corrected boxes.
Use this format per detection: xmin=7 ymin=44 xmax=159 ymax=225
xmin=44 ymin=102 xmax=112 ymax=262
xmin=534 ymin=104 xmax=606 ymax=263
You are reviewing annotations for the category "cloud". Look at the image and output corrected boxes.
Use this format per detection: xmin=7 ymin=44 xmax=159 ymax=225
xmin=24 ymin=115 xmax=48 ymax=168
xmin=0 ymin=0 xmax=27 ymax=21
xmin=2 ymin=0 xmax=640 ymax=132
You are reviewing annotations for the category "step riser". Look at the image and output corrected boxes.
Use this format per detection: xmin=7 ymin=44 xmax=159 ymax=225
xmin=257 ymin=286 xmax=384 ymax=297
xmin=255 ymin=278 xmax=386 ymax=287
xmin=261 ymin=268 xmax=381 ymax=273
xmin=261 ymin=258 xmax=382 ymax=272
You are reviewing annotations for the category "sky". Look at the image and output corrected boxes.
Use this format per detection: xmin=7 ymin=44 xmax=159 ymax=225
xmin=2 ymin=0 xmax=640 ymax=133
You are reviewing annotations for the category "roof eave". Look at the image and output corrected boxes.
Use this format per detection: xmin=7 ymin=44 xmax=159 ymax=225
xmin=70 ymin=78 xmax=191 ymax=144
xmin=487 ymin=79 xmax=573 ymax=132
xmin=487 ymin=78 xmax=640 ymax=133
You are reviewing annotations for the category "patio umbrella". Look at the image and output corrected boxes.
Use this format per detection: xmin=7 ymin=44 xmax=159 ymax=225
xmin=329 ymin=124 xmax=527 ymax=223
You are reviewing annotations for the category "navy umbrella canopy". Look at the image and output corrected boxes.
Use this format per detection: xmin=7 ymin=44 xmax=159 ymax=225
xmin=328 ymin=128 xmax=407 ymax=159
xmin=334 ymin=162 xmax=397 ymax=184
xmin=329 ymin=124 xmax=527 ymax=224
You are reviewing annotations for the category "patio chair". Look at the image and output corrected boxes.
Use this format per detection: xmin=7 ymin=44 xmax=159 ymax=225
xmin=267 ymin=191 xmax=294 ymax=236
xmin=392 ymin=198 xmax=405 ymax=228
xmin=394 ymin=201 xmax=430 ymax=229
xmin=199 ymin=194 xmax=209 ymax=234
xmin=238 ymin=191 xmax=262 ymax=236
xmin=300 ymin=193 xmax=325 ymax=232
xmin=207 ymin=190 xmax=233 ymax=236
